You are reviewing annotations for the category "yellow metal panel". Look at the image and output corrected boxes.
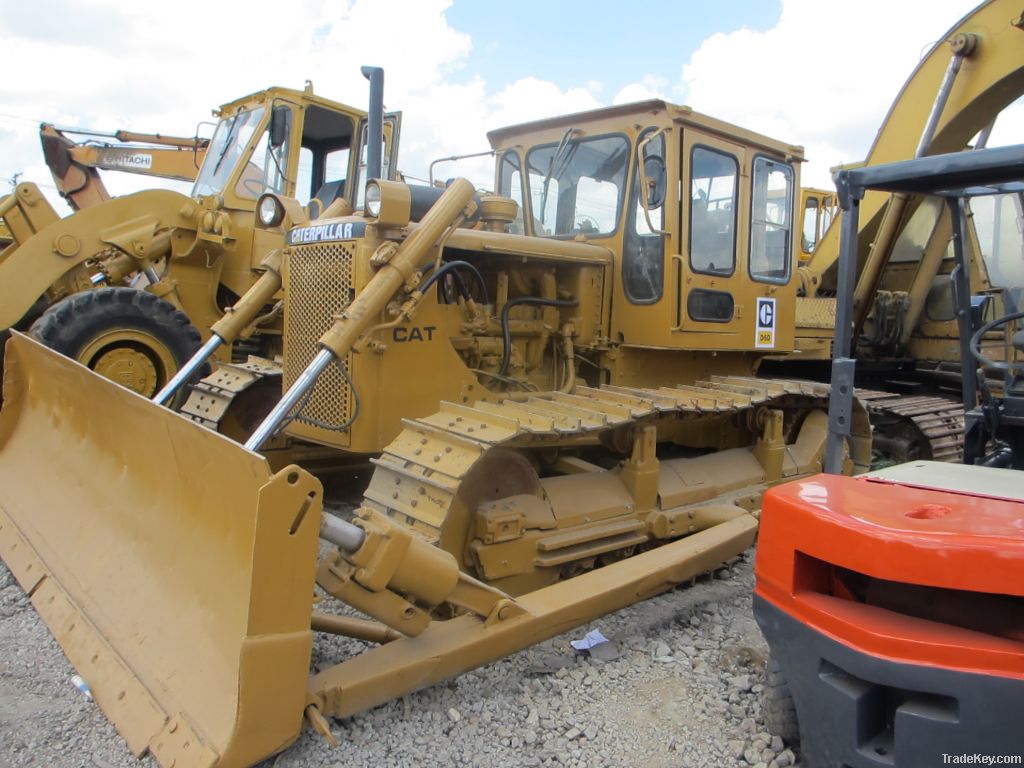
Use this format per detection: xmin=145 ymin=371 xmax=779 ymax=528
xmin=0 ymin=335 xmax=321 ymax=768
xmin=795 ymin=296 xmax=837 ymax=330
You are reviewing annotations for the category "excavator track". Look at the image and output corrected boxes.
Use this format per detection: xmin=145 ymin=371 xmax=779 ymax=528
xmin=363 ymin=375 xmax=864 ymax=561
xmin=856 ymin=389 xmax=964 ymax=464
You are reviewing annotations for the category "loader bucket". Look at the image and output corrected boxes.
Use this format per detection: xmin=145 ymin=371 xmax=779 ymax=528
xmin=0 ymin=333 xmax=322 ymax=768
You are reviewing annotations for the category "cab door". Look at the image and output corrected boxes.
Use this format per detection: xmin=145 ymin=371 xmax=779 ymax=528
xmin=676 ymin=129 xmax=797 ymax=353
xmin=676 ymin=131 xmax=748 ymax=340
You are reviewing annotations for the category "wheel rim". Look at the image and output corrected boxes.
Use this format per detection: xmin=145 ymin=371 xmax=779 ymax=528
xmin=79 ymin=329 xmax=177 ymax=397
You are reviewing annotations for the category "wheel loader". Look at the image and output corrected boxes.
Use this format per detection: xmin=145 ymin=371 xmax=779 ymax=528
xmin=2 ymin=120 xmax=209 ymax=329
xmin=0 ymin=72 xmax=401 ymax=399
xmin=0 ymin=83 xmax=882 ymax=766
xmin=756 ymin=144 xmax=1024 ymax=766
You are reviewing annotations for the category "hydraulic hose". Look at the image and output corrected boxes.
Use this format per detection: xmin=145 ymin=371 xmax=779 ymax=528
xmin=498 ymin=296 xmax=578 ymax=377
xmin=420 ymin=260 xmax=488 ymax=304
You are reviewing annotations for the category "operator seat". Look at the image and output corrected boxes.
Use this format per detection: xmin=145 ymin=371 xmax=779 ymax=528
xmin=308 ymin=180 xmax=346 ymax=218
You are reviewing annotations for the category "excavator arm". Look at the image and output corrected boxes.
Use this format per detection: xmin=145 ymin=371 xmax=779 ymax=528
xmin=40 ymin=123 xmax=208 ymax=212
xmin=802 ymin=0 xmax=1024 ymax=308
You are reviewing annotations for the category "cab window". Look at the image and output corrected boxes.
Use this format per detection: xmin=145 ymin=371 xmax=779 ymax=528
xmin=497 ymin=151 xmax=526 ymax=234
xmin=973 ymin=193 xmax=1024 ymax=292
xmin=235 ymin=108 xmax=292 ymax=200
xmin=297 ymin=146 xmax=352 ymax=207
xmin=750 ymin=156 xmax=793 ymax=283
xmin=354 ymin=125 xmax=387 ymax=210
xmin=802 ymin=196 xmax=819 ymax=254
xmin=689 ymin=147 xmax=738 ymax=276
xmin=623 ymin=130 xmax=666 ymax=303
xmin=193 ymin=107 xmax=265 ymax=197
xmin=525 ymin=134 xmax=629 ymax=237
xmin=299 ymin=105 xmax=356 ymax=212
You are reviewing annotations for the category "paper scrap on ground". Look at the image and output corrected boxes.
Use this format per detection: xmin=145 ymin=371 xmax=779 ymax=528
xmin=570 ymin=629 xmax=609 ymax=651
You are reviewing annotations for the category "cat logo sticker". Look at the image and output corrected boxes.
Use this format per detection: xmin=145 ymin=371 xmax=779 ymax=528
xmin=755 ymin=297 xmax=776 ymax=349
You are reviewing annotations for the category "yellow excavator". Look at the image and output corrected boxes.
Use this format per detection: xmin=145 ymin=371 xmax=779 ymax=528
xmin=761 ymin=0 xmax=1024 ymax=463
xmin=0 ymin=3 xmax=1020 ymax=768
xmin=3 ymin=121 xmax=204 ymax=249
xmin=3 ymin=119 xmax=209 ymax=257
xmin=0 ymin=74 xmax=400 ymax=398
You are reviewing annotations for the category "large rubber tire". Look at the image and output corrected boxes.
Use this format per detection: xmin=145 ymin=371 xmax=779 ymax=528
xmin=30 ymin=287 xmax=202 ymax=400
xmin=762 ymin=655 xmax=800 ymax=746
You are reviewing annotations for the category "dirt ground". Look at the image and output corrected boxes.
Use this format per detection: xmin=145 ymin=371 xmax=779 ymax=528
xmin=0 ymin=546 xmax=798 ymax=768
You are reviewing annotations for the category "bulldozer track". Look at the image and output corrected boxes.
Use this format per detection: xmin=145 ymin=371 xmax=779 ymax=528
xmin=180 ymin=359 xmax=281 ymax=429
xmin=855 ymin=389 xmax=964 ymax=463
xmin=364 ymin=375 xmax=838 ymax=544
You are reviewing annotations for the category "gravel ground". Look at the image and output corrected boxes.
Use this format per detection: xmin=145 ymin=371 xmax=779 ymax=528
xmin=0 ymin=548 xmax=797 ymax=768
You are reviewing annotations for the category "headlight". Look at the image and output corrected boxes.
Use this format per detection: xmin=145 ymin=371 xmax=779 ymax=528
xmin=363 ymin=180 xmax=411 ymax=227
xmin=257 ymin=194 xmax=285 ymax=227
xmin=365 ymin=182 xmax=382 ymax=218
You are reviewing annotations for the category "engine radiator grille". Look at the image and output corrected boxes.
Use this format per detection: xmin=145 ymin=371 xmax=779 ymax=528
xmin=283 ymin=240 xmax=356 ymax=437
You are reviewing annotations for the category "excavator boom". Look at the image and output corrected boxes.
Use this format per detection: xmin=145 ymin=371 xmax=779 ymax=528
xmin=39 ymin=123 xmax=209 ymax=212
xmin=803 ymin=0 xmax=1024 ymax=296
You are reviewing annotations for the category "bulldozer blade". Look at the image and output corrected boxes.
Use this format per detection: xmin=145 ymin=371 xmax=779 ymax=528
xmin=310 ymin=512 xmax=758 ymax=719
xmin=0 ymin=333 xmax=322 ymax=768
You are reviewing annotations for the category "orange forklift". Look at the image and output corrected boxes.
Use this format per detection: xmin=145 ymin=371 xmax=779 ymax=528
xmin=754 ymin=145 xmax=1024 ymax=766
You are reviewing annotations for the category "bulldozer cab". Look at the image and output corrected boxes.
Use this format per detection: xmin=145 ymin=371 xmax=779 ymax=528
xmin=177 ymin=85 xmax=402 ymax=314
xmin=192 ymin=86 xmax=401 ymax=218
xmin=489 ymin=100 xmax=801 ymax=356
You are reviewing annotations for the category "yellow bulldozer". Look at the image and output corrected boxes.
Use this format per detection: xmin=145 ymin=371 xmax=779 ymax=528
xmin=0 ymin=3 xmax=1021 ymax=768
xmin=0 ymin=72 xmax=400 ymax=398
xmin=0 ymin=91 xmax=877 ymax=766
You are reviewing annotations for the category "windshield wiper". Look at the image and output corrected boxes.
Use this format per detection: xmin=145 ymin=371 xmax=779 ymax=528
xmin=267 ymin=145 xmax=289 ymax=188
xmin=209 ymin=114 xmax=243 ymax=178
xmin=539 ymin=128 xmax=578 ymax=226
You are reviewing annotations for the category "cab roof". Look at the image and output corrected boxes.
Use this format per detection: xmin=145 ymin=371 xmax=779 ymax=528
xmin=487 ymin=99 xmax=804 ymax=161
xmin=213 ymin=86 xmax=367 ymax=120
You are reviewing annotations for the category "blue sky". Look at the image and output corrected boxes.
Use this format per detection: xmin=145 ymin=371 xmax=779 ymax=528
xmin=446 ymin=1 xmax=782 ymax=97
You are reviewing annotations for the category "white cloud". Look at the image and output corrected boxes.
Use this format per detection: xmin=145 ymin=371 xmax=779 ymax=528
xmin=986 ymin=97 xmax=1024 ymax=150
xmin=488 ymin=77 xmax=602 ymax=129
xmin=613 ymin=75 xmax=669 ymax=106
xmin=676 ymin=0 xmax=989 ymax=186
xmin=0 ymin=0 xmax=609 ymax=210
